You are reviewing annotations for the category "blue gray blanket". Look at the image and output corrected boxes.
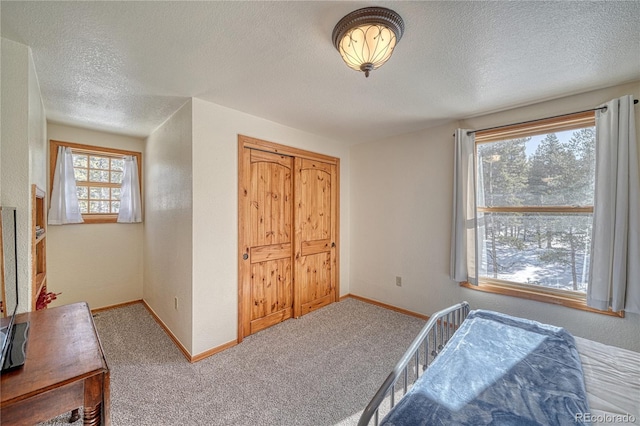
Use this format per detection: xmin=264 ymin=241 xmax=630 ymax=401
xmin=380 ymin=310 xmax=590 ymax=425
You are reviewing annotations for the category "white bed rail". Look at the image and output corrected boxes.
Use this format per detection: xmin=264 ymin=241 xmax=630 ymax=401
xmin=358 ymin=301 xmax=471 ymax=426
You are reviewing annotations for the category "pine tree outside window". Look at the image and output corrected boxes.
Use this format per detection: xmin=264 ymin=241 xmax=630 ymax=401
xmin=477 ymin=126 xmax=594 ymax=291
xmin=462 ymin=112 xmax=623 ymax=315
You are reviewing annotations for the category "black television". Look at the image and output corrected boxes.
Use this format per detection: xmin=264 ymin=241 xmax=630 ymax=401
xmin=0 ymin=206 xmax=29 ymax=372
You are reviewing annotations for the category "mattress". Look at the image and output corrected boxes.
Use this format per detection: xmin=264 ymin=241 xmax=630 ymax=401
xmin=575 ymin=336 xmax=640 ymax=426
xmin=380 ymin=310 xmax=590 ymax=425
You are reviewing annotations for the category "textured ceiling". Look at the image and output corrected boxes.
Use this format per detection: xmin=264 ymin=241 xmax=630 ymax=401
xmin=2 ymin=1 xmax=639 ymax=144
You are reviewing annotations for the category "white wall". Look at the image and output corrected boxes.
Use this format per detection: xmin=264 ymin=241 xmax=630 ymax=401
xmin=190 ymin=97 xmax=351 ymax=355
xmin=350 ymin=122 xmax=457 ymax=314
xmin=144 ymin=100 xmax=193 ymax=353
xmin=1 ymin=38 xmax=46 ymax=312
xmin=28 ymin=47 xmax=47 ymax=191
xmin=46 ymin=123 xmax=144 ymax=310
xmin=350 ymin=81 xmax=640 ymax=352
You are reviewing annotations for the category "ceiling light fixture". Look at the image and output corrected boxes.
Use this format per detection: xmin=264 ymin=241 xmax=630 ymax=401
xmin=332 ymin=7 xmax=404 ymax=78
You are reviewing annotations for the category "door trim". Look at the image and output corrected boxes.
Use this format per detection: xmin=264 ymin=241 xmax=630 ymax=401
xmin=240 ymin=135 xmax=339 ymax=165
xmin=237 ymin=135 xmax=340 ymax=342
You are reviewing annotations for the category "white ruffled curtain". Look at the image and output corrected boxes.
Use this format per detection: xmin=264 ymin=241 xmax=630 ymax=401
xmin=117 ymin=156 xmax=142 ymax=223
xmin=450 ymin=129 xmax=482 ymax=284
xmin=48 ymin=146 xmax=83 ymax=225
xmin=588 ymin=95 xmax=640 ymax=313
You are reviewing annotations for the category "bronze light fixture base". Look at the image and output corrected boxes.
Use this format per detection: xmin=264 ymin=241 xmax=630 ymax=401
xmin=332 ymin=7 xmax=405 ymax=78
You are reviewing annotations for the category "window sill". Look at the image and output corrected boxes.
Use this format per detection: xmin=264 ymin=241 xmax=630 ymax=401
xmin=81 ymin=215 xmax=119 ymax=224
xmin=460 ymin=280 xmax=624 ymax=318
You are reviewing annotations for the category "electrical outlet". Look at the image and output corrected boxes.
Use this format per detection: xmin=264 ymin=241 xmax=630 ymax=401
xmin=174 ymin=297 xmax=178 ymax=310
xmin=396 ymin=276 xmax=402 ymax=287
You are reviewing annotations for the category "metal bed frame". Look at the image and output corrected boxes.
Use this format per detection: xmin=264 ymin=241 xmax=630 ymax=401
xmin=358 ymin=301 xmax=471 ymax=426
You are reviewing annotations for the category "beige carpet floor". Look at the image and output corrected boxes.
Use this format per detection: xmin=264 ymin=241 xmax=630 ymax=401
xmin=40 ymin=298 xmax=426 ymax=426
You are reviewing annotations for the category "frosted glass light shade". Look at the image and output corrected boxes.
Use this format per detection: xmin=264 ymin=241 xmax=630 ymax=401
xmin=337 ymin=24 xmax=397 ymax=76
xmin=332 ymin=7 xmax=404 ymax=78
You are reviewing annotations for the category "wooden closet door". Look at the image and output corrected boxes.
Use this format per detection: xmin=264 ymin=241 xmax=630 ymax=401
xmin=294 ymin=158 xmax=338 ymax=317
xmin=239 ymin=148 xmax=294 ymax=338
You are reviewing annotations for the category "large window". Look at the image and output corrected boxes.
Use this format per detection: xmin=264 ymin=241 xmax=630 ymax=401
xmin=468 ymin=112 xmax=615 ymax=312
xmin=454 ymin=97 xmax=639 ymax=316
xmin=49 ymin=140 xmax=142 ymax=224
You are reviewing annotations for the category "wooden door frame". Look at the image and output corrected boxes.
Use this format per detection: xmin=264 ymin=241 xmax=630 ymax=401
xmin=237 ymin=135 xmax=340 ymax=343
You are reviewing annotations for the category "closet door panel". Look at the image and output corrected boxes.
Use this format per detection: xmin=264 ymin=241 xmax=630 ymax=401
xmin=297 ymin=252 xmax=333 ymax=315
xmin=240 ymin=148 xmax=293 ymax=337
xmin=249 ymin=257 xmax=293 ymax=334
xmin=294 ymin=158 xmax=337 ymax=317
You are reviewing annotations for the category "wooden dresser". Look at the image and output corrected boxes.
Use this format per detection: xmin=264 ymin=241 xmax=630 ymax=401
xmin=1 ymin=302 xmax=110 ymax=425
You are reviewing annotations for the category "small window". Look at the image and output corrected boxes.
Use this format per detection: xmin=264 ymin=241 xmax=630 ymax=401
xmin=468 ymin=112 xmax=610 ymax=313
xmin=50 ymin=140 xmax=142 ymax=224
xmin=73 ymin=152 xmax=124 ymax=215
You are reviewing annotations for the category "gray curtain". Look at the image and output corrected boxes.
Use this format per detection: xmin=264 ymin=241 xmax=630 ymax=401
xmin=450 ymin=129 xmax=480 ymax=284
xmin=588 ymin=95 xmax=640 ymax=313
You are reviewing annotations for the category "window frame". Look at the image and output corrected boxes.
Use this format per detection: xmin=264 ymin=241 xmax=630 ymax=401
xmin=49 ymin=140 xmax=142 ymax=224
xmin=463 ymin=112 xmax=624 ymax=317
